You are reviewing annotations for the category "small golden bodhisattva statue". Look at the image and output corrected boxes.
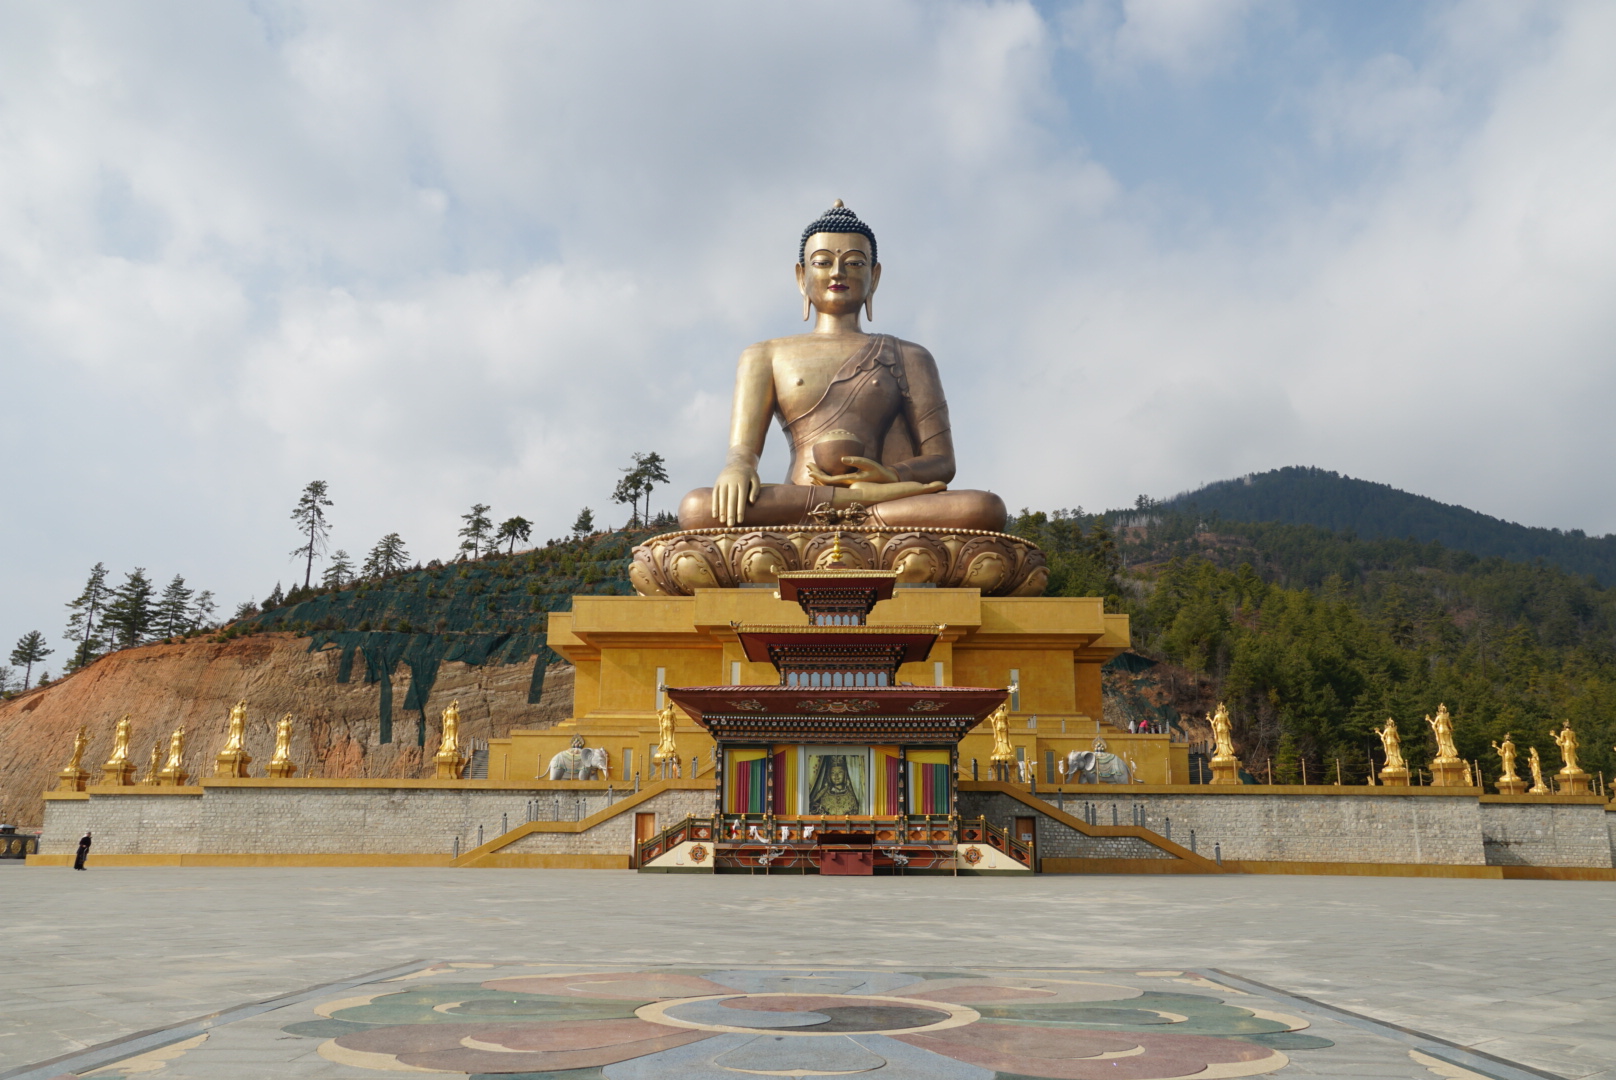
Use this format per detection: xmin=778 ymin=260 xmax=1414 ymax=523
xmin=1208 ymin=703 xmax=1242 ymax=785
xmin=1425 ymin=704 xmax=1468 ymax=787
xmin=1492 ymin=732 xmax=1525 ymax=795
xmin=101 ymin=714 xmax=136 ymax=786
xmin=157 ymin=726 xmax=189 ymax=787
xmin=269 ymin=713 xmax=297 ymax=778
xmin=987 ymin=693 xmax=1016 ymax=781
xmin=1549 ymin=720 xmax=1589 ymax=794
xmin=1526 ymin=746 xmax=1549 ymax=795
xmin=1375 ymin=718 xmax=1409 ymax=786
xmin=652 ymin=698 xmax=681 ymax=778
xmin=435 ymin=701 xmax=465 ymax=780
xmin=214 ymin=700 xmax=252 ymax=778
xmin=57 ymin=726 xmax=90 ymax=792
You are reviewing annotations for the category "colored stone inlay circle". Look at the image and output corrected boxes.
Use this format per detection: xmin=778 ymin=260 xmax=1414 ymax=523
xmin=639 ymin=991 xmax=977 ymax=1035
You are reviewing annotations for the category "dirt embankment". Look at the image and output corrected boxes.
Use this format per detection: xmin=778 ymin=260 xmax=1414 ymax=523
xmin=0 ymin=634 xmax=573 ymax=827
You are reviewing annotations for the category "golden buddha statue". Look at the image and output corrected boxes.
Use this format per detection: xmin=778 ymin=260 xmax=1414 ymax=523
xmin=1375 ymin=718 xmax=1406 ymax=773
xmin=157 ymin=726 xmax=189 ymax=787
xmin=677 ymin=202 xmax=1005 ymax=534
xmin=1549 ymin=720 xmax=1589 ymax=792
xmin=57 ymin=727 xmax=90 ymax=792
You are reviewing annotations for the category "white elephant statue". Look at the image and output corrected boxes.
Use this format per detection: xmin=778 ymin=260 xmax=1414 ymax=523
xmin=546 ymin=746 xmax=610 ymax=780
xmin=1063 ymin=749 xmax=1133 ymax=785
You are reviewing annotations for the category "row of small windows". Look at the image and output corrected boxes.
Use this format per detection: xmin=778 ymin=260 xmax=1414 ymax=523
xmin=785 ymin=670 xmax=890 ymax=687
xmin=811 ymin=613 xmax=863 ymax=626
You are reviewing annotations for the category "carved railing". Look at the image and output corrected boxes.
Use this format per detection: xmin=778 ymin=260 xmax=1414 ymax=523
xmin=636 ymin=815 xmax=715 ymax=867
xmin=959 ymin=816 xmax=1032 ymax=867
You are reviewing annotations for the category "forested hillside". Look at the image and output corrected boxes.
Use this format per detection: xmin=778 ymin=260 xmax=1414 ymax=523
xmin=1163 ymin=467 xmax=1616 ymax=586
xmin=1013 ymin=508 xmax=1616 ymax=787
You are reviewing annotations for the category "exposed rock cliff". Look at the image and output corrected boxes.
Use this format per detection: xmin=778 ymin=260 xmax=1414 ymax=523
xmin=0 ymin=634 xmax=573 ymax=827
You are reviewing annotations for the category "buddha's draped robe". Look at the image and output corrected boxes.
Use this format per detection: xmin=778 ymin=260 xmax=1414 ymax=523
xmin=678 ymin=334 xmax=1006 ymax=531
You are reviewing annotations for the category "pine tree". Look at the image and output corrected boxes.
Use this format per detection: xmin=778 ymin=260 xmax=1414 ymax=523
xmin=630 ymin=451 xmax=669 ymax=524
xmin=321 ymin=550 xmax=355 ymax=589
xmin=9 ymin=631 xmax=52 ymax=690
xmin=189 ymin=590 xmax=217 ymax=630
xmin=63 ymin=562 xmax=110 ymax=669
xmin=362 ymin=533 xmax=410 ymax=578
xmin=153 ymin=575 xmax=194 ymax=637
xmin=612 ymin=451 xmax=669 ymax=526
xmin=102 ymin=569 xmax=156 ymax=650
xmin=571 ymin=508 xmax=595 ymax=537
xmin=0 ymin=665 xmax=16 ymax=695
xmin=458 ymin=504 xmax=493 ymax=558
xmin=290 ymin=480 xmax=334 ymax=590
xmin=496 ymin=516 xmax=533 ymax=554
xmin=611 ymin=472 xmax=644 ymax=527
xmin=263 ymin=582 xmax=286 ymax=609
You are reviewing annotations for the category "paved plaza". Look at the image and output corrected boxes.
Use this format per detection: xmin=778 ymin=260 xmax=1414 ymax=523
xmin=1 ymin=867 xmax=1611 ymax=1079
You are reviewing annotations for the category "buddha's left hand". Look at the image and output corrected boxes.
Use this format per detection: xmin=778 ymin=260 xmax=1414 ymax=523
xmin=807 ymin=455 xmax=899 ymax=486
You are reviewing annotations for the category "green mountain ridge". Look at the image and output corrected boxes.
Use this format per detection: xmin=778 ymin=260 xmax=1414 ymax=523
xmin=1157 ymin=466 xmax=1616 ymax=586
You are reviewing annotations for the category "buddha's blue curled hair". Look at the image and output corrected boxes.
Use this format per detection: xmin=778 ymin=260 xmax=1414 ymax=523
xmin=799 ymin=203 xmax=877 ymax=265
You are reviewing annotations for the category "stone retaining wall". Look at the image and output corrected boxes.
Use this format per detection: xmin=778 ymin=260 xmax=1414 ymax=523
xmin=502 ymin=791 xmax=714 ymax=856
xmin=958 ymin=791 xmax=1171 ymax=860
xmin=1478 ymin=800 xmax=1613 ymax=868
xmin=1017 ymin=790 xmax=1488 ymax=865
xmin=39 ymin=784 xmax=691 ymax=857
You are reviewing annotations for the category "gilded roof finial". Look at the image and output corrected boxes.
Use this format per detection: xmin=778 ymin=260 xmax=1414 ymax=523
xmin=832 ymin=198 xmax=844 ymax=208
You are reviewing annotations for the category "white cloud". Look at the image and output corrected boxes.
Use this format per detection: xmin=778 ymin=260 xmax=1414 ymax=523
xmin=2 ymin=0 xmax=1614 ymax=654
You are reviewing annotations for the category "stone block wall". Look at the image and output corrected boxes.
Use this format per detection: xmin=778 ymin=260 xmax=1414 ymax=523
xmin=1014 ymin=789 xmax=1487 ymax=865
xmin=503 ymin=791 xmax=713 ymax=856
xmin=958 ymin=791 xmax=1171 ymax=859
xmin=1479 ymin=801 xmax=1614 ymax=868
xmin=39 ymin=785 xmax=704 ymax=857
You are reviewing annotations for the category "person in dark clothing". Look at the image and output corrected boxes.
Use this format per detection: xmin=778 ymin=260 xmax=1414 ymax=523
xmin=73 ymin=831 xmax=92 ymax=870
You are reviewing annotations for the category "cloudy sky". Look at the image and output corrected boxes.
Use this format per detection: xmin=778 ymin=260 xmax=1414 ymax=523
xmin=3 ymin=0 xmax=1614 ymax=662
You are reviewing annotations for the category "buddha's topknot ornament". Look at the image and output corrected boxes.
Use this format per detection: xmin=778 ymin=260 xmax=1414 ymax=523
xmin=799 ymin=198 xmax=877 ymax=265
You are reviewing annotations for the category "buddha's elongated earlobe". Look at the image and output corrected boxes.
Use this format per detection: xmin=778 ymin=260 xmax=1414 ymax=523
xmin=803 ymin=291 xmax=812 ymax=321
xmin=864 ymin=295 xmax=874 ymax=322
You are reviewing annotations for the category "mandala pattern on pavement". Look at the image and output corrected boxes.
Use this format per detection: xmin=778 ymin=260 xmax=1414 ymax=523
xmin=284 ymin=964 xmax=1332 ymax=1078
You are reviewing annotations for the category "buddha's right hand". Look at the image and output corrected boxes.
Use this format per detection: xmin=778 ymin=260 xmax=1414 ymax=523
xmin=712 ymin=465 xmax=760 ymax=526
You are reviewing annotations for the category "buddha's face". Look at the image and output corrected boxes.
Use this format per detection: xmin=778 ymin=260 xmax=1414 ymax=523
xmin=797 ymin=231 xmax=880 ymax=318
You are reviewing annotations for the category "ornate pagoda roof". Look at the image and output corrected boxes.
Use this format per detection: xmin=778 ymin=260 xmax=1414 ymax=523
xmin=731 ymin=623 xmax=942 ymax=664
xmin=665 ymin=684 xmax=1007 ymax=744
xmin=775 ymin=569 xmax=898 ymax=605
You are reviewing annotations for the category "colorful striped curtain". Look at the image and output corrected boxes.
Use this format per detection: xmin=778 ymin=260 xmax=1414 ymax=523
xmin=772 ymin=749 xmax=796 ymax=815
xmin=907 ymin=750 xmax=951 ymax=815
xmin=873 ymin=748 xmax=902 ymax=816
xmin=726 ymin=749 xmax=768 ymax=814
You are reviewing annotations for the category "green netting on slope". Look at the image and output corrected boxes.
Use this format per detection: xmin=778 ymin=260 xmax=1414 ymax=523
xmin=239 ymin=529 xmax=657 ymax=743
xmin=308 ymin=630 xmax=557 ymax=745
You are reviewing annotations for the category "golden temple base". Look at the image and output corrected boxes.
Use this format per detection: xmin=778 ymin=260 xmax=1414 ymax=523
xmin=1495 ymin=778 xmax=1526 ymax=795
xmin=157 ymin=767 xmax=190 ymax=787
xmin=1209 ymin=759 xmax=1242 ymax=785
xmin=489 ymin=585 xmax=1179 ymax=786
xmin=267 ymin=760 xmax=297 ymax=778
xmin=56 ymin=768 xmax=88 ymax=793
xmin=435 ymin=754 xmax=465 ymax=780
xmin=1379 ymin=768 xmax=1410 ymax=787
